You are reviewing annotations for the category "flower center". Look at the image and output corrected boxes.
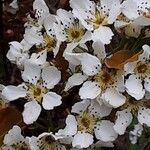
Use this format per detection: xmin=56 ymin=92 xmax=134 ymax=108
xmin=135 ymin=61 xmax=150 ymax=79
xmin=11 ymin=141 xmax=29 ymax=150
xmin=94 ymin=69 xmax=116 ymax=91
xmin=65 ymin=22 xmax=85 ymax=42
xmin=38 ymin=135 xmax=57 ymax=150
xmin=143 ymin=8 xmax=150 ymax=18
xmin=76 ymin=112 xmax=96 ymax=133
xmin=122 ymin=96 xmax=145 ymax=115
xmin=27 ymin=83 xmax=47 ymax=103
xmin=43 ymin=33 xmax=56 ymax=52
xmin=86 ymin=8 xmax=107 ymax=28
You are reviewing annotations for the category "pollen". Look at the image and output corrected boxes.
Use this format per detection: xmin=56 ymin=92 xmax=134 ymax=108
xmin=65 ymin=23 xmax=85 ymax=42
xmin=76 ymin=112 xmax=96 ymax=133
xmin=121 ymin=95 xmax=145 ymax=115
xmin=94 ymin=69 xmax=116 ymax=91
xmin=27 ymin=83 xmax=47 ymax=103
xmin=86 ymin=8 xmax=107 ymax=28
xmin=134 ymin=61 xmax=150 ymax=79
xmin=43 ymin=33 xmax=56 ymax=52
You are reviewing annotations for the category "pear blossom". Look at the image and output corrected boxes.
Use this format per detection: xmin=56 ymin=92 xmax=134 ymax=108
xmin=29 ymin=132 xmax=66 ymax=150
xmin=70 ymin=0 xmax=122 ymax=44
xmin=122 ymin=0 xmax=150 ymax=26
xmin=124 ymin=45 xmax=150 ymax=100
xmin=56 ymin=100 xmax=117 ymax=148
xmin=2 ymin=61 xmax=62 ymax=124
xmin=1 ymin=126 xmax=30 ymax=150
xmin=113 ymin=94 xmax=150 ymax=135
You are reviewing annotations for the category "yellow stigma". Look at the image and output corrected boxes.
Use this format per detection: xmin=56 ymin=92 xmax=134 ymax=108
xmin=27 ymin=83 xmax=47 ymax=103
xmin=43 ymin=33 xmax=56 ymax=52
xmin=121 ymin=96 xmax=145 ymax=115
xmin=38 ymin=135 xmax=58 ymax=150
xmin=94 ymin=69 xmax=117 ymax=91
xmin=76 ymin=112 xmax=97 ymax=133
xmin=86 ymin=8 xmax=107 ymax=29
xmin=134 ymin=61 xmax=150 ymax=79
xmin=65 ymin=22 xmax=85 ymax=43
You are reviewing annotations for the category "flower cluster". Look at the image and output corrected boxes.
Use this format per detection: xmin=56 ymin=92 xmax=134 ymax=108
xmin=1 ymin=0 xmax=150 ymax=149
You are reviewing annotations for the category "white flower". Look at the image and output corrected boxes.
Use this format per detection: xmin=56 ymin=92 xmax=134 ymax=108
xmin=29 ymin=132 xmax=66 ymax=150
xmin=70 ymin=0 xmax=122 ymax=43
xmin=7 ymin=40 xmax=31 ymax=68
xmin=124 ymin=45 xmax=150 ymax=100
xmin=56 ymin=100 xmax=117 ymax=148
xmin=1 ymin=126 xmax=30 ymax=150
xmin=2 ymin=62 xmax=62 ymax=124
xmin=113 ymin=94 xmax=150 ymax=135
xmin=33 ymin=0 xmax=49 ymax=25
xmin=122 ymin=0 xmax=150 ymax=26
xmin=129 ymin=123 xmax=143 ymax=144
xmin=54 ymin=9 xmax=91 ymax=43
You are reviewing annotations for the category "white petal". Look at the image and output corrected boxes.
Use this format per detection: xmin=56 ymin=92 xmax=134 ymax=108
xmin=79 ymin=81 xmax=101 ymax=99
xmin=71 ymin=100 xmax=90 ymax=114
xmin=101 ymin=89 xmax=126 ymax=108
xmin=94 ymin=120 xmax=118 ymax=142
xmin=72 ymin=132 xmax=93 ymax=148
xmin=33 ymin=0 xmax=49 ymax=24
xmin=140 ymin=44 xmax=150 ymax=60
xmin=42 ymin=66 xmax=61 ymax=89
xmin=22 ymin=61 xmax=41 ymax=84
xmin=43 ymin=14 xmax=56 ymax=36
xmin=92 ymin=26 xmax=114 ymax=44
xmin=124 ymin=62 xmax=137 ymax=75
xmin=122 ymin=0 xmax=139 ymax=20
xmin=42 ymin=92 xmax=62 ymax=110
xmin=2 ymin=85 xmax=27 ymax=101
xmin=144 ymin=77 xmax=150 ymax=92
xmin=22 ymin=101 xmax=41 ymax=124
xmin=89 ymin=100 xmax=112 ymax=118
xmin=24 ymin=27 xmax=43 ymax=45
xmin=65 ymin=73 xmax=88 ymax=91
xmin=125 ymin=75 xmax=145 ymax=100
xmin=138 ymin=107 xmax=150 ymax=127
xmin=57 ymin=115 xmax=77 ymax=136
xmin=28 ymin=50 xmax=47 ymax=65
xmin=4 ymin=126 xmax=24 ymax=145
xmin=133 ymin=16 xmax=150 ymax=26
xmin=80 ymin=53 xmax=101 ymax=76
xmin=113 ymin=109 xmax=133 ymax=135
xmin=92 ymin=42 xmax=106 ymax=62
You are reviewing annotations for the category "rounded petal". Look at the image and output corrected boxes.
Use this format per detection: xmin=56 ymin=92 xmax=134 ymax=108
xmin=89 ymin=100 xmax=112 ymax=118
xmin=144 ymin=77 xmax=150 ymax=92
xmin=79 ymin=81 xmax=101 ymax=99
xmin=113 ymin=109 xmax=133 ymax=135
xmin=42 ymin=92 xmax=62 ymax=110
xmin=42 ymin=66 xmax=61 ymax=89
xmin=140 ymin=44 xmax=150 ymax=60
xmin=22 ymin=61 xmax=41 ymax=84
xmin=92 ymin=26 xmax=114 ymax=44
xmin=125 ymin=75 xmax=145 ymax=100
xmin=22 ymin=101 xmax=41 ymax=124
xmin=101 ymin=89 xmax=126 ymax=108
xmin=80 ymin=53 xmax=101 ymax=76
xmin=57 ymin=115 xmax=77 ymax=136
xmin=71 ymin=100 xmax=90 ymax=114
xmin=138 ymin=107 xmax=150 ymax=127
xmin=2 ymin=85 xmax=27 ymax=101
xmin=72 ymin=132 xmax=94 ymax=148
xmin=94 ymin=120 xmax=118 ymax=142
xmin=29 ymin=50 xmax=47 ymax=65
xmin=65 ymin=73 xmax=88 ymax=91
xmin=3 ymin=126 xmax=24 ymax=145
